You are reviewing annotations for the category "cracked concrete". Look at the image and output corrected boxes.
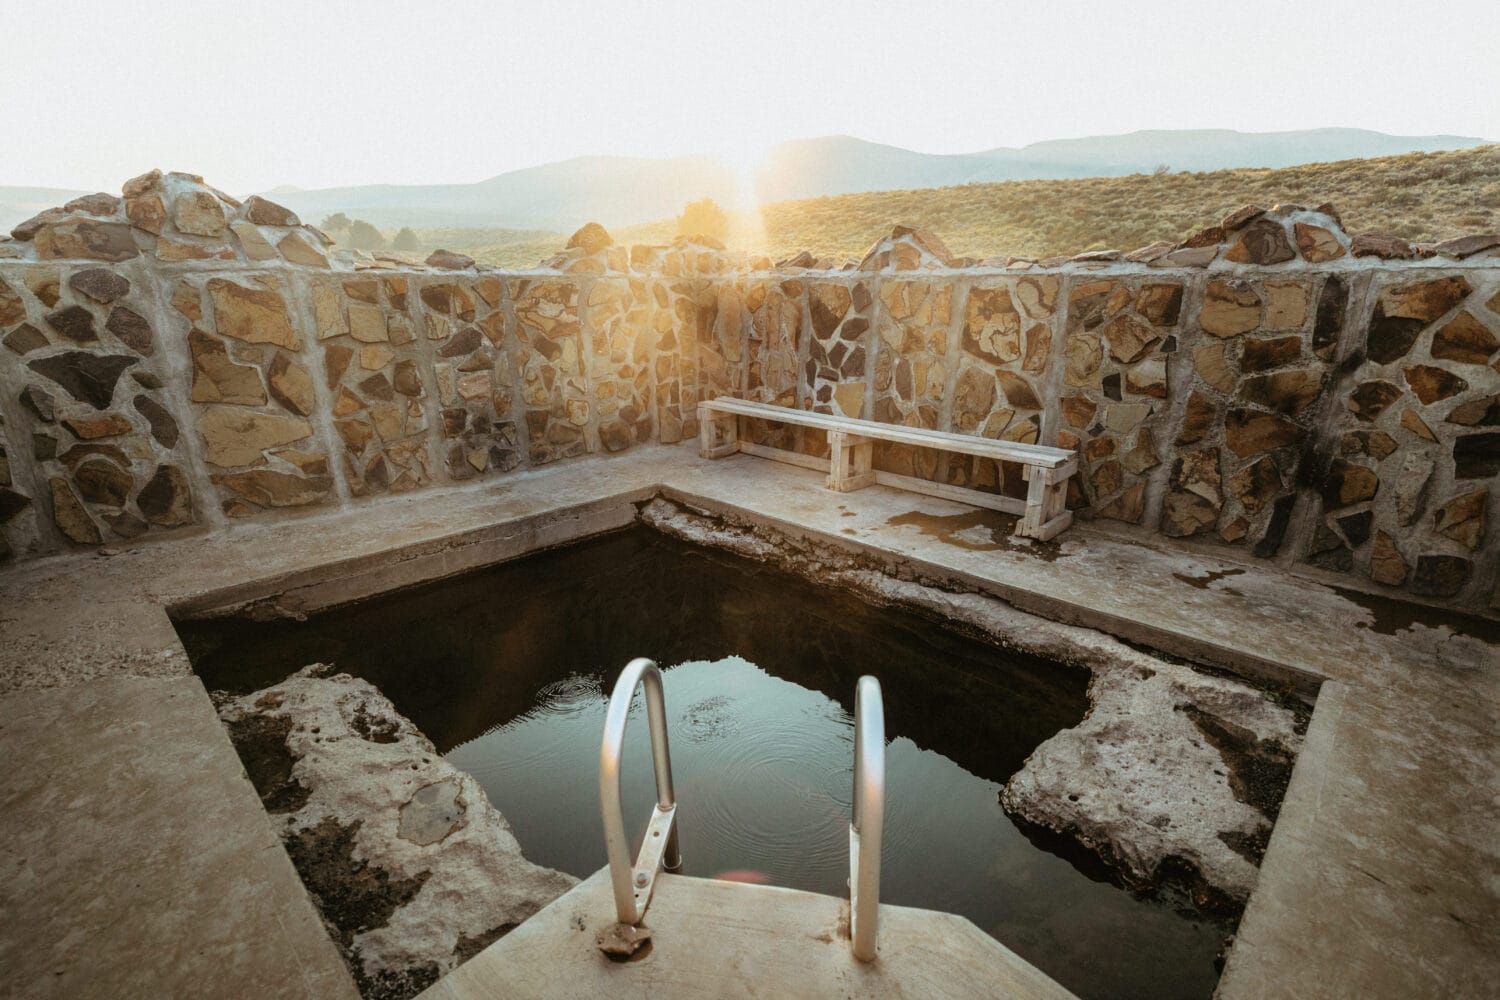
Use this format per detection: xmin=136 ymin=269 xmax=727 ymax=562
xmin=0 ymin=442 xmax=1495 ymax=998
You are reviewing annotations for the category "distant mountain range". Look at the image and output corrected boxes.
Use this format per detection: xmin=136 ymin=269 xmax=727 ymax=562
xmin=3 ymin=129 xmax=1492 ymax=234
xmin=754 ymin=129 xmax=1494 ymax=202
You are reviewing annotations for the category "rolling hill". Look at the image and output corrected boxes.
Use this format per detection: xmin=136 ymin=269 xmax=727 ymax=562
xmin=266 ymin=154 xmax=739 ymax=232
xmin=262 ymin=128 xmax=1488 ymax=233
xmin=5 ymin=132 xmax=1494 ymax=267
xmin=3 ymin=129 xmax=1489 ymax=236
xmin=458 ymin=143 xmax=1500 ymax=267
xmin=750 ymin=129 xmax=1493 ymax=204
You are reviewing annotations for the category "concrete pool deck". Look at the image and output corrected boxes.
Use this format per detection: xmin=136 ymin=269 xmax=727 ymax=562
xmin=0 ymin=441 xmax=1496 ymax=998
xmin=418 ymin=869 xmax=1075 ymax=1000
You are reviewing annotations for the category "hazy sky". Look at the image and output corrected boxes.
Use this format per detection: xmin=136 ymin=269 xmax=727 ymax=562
xmin=4 ymin=0 xmax=1496 ymax=195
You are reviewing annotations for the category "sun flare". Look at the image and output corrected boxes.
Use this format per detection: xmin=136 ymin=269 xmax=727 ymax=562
xmin=712 ymin=137 xmax=772 ymax=250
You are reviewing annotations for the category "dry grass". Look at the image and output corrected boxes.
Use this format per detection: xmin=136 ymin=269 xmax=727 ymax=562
xmin=401 ymin=226 xmax=568 ymax=269
xmin=455 ymin=144 xmax=1500 ymax=267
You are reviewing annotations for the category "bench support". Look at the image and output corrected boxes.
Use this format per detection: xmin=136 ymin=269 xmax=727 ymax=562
xmin=827 ymin=431 xmax=876 ymax=492
xmin=699 ymin=407 xmax=739 ymax=459
xmin=1019 ymin=465 xmax=1073 ymax=541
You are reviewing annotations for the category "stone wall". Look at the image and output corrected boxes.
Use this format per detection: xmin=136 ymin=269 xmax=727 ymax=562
xmin=719 ymin=220 xmax=1499 ymax=617
xmin=1 ymin=174 xmax=1496 ymax=615
xmin=0 ymin=171 xmax=732 ymax=562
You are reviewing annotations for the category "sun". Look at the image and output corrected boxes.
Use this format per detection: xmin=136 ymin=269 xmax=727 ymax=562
xmin=712 ymin=136 xmax=772 ymax=249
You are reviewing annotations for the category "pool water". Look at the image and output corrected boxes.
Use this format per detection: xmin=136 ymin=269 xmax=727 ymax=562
xmin=182 ymin=527 xmax=1232 ymax=999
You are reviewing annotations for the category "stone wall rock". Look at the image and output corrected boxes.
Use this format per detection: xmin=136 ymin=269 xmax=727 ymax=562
xmin=1 ymin=251 xmax=197 ymax=553
xmin=1316 ymin=269 xmax=1499 ymax=600
xmin=1060 ymin=276 xmax=1184 ymax=522
xmin=511 ymin=278 xmax=590 ymax=463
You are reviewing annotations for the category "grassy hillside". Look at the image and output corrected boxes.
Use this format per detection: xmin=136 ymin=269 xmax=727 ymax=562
xmin=453 ymin=144 xmax=1499 ymax=267
xmin=403 ymin=226 xmax=566 ymax=268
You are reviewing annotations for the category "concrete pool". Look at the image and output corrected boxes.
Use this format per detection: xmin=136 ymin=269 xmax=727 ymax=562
xmin=181 ymin=523 xmax=1311 ymax=999
xmin=2 ymin=447 xmax=1493 ymax=999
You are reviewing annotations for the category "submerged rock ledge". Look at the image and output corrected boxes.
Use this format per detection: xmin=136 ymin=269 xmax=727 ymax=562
xmin=1002 ymin=658 xmax=1305 ymax=909
xmin=638 ymin=497 xmax=1308 ymax=911
xmin=215 ymin=666 xmax=577 ymax=1000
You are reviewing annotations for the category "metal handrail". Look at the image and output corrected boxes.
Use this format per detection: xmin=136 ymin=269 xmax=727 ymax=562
xmin=599 ymin=657 xmax=682 ymax=924
xmin=849 ymin=675 xmax=885 ymax=961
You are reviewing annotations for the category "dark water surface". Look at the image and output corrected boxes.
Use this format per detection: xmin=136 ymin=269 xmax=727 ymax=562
xmin=181 ymin=527 xmax=1229 ymax=999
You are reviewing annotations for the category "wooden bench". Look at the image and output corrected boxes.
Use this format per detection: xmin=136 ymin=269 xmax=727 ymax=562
xmin=696 ymin=397 xmax=1077 ymax=540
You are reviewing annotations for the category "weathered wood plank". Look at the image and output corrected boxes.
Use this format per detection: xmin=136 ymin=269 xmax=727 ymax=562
xmin=701 ymin=398 xmax=1072 ymax=469
xmin=1031 ymin=510 xmax=1073 ymax=541
xmin=872 ymin=472 xmax=1028 ymax=516
xmin=699 ymin=408 xmax=739 ymax=459
xmin=737 ymin=441 xmax=828 ymax=472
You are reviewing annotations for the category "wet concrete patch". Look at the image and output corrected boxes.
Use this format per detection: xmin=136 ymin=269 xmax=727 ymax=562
xmin=398 ymin=779 xmax=466 ymax=846
xmin=885 ymin=508 xmax=1065 ymax=561
xmin=1181 ymin=704 xmax=1296 ymax=827
xmin=284 ymin=815 xmax=439 ymax=998
xmin=358 ymin=964 xmax=442 ymax=1000
xmin=1328 ymin=584 xmax=1500 ymax=640
xmin=353 ymin=702 xmax=402 ymax=743
xmin=223 ymin=712 xmax=310 ymax=813
xmin=283 ymin=816 xmax=433 ymax=946
xmin=452 ymin=922 xmax=517 ymax=963
xmin=1217 ymin=826 xmax=1272 ymax=866
xmin=1009 ymin=807 xmax=1246 ymax=920
xmin=1173 ymin=567 xmax=1248 ymax=594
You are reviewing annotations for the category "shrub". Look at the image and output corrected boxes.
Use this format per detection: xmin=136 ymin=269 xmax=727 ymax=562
xmin=348 ymin=220 xmax=387 ymax=251
xmin=676 ymin=198 xmax=728 ymax=241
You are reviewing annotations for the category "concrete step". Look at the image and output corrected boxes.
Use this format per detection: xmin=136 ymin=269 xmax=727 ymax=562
xmin=419 ymin=868 xmax=1076 ymax=999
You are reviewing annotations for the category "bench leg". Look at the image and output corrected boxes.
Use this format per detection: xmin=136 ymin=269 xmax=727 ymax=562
xmin=1032 ymin=483 xmax=1072 ymax=540
xmin=827 ymin=431 xmax=876 ymax=492
xmin=1017 ymin=467 xmax=1072 ymax=540
xmin=1018 ymin=466 xmax=1045 ymax=537
xmin=698 ymin=405 xmax=739 ymax=459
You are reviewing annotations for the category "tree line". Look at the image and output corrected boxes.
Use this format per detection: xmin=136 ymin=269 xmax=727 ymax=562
xmin=318 ymin=213 xmax=420 ymax=252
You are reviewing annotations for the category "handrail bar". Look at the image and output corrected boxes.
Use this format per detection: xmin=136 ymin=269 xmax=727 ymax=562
xmin=599 ymin=657 xmax=682 ymax=924
xmin=850 ymin=675 xmax=885 ymax=961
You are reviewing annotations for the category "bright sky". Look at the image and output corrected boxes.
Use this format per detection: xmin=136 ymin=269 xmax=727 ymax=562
xmin=3 ymin=0 xmax=1496 ymax=194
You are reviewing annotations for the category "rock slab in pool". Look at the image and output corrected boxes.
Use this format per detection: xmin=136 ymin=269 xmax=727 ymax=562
xmin=215 ymin=665 xmax=577 ymax=1000
xmin=1002 ymin=660 xmax=1306 ymax=909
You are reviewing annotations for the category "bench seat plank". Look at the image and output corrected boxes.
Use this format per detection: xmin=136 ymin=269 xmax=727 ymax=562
xmin=702 ymin=398 xmax=1071 ymax=469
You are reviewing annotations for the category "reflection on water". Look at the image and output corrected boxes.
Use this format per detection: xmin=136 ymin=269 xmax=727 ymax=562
xmin=180 ymin=527 xmax=1228 ymax=1000
xmin=450 ymin=655 xmax=1228 ymax=1000
xmin=452 ymin=658 xmax=855 ymax=882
